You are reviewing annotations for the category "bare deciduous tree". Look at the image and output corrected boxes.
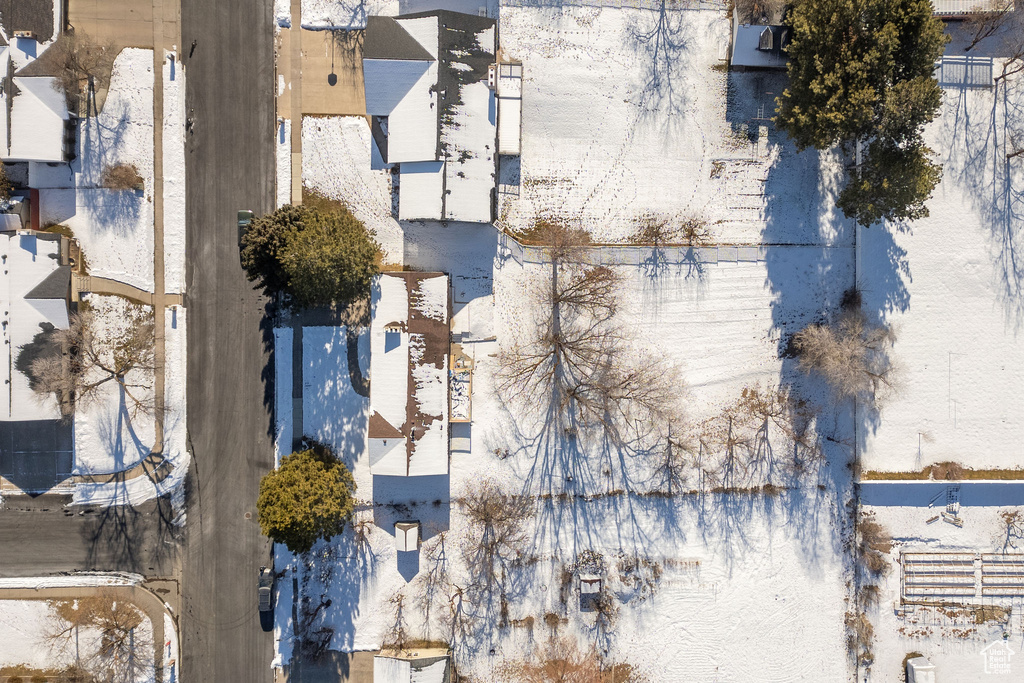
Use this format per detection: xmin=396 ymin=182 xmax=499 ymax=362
xmin=46 ymin=31 xmax=117 ymax=103
xmin=460 ymin=479 xmax=534 ymax=592
xmin=24 ymin=306 xmax=155 ymax=420
xmin=46 ymin=593 xmax=152 ymax=683
xmin=500 ymin=221 xmax=682 ymax=446
xmin=963 ymin=0 xmax=1016 ymax=53
xmin=792 ymin=293 xmax=899 ymax=407
xmin=631 ymin=213 xmax=711 ymax=247
xmin=858 ymin=513 xmax=892 ymax=576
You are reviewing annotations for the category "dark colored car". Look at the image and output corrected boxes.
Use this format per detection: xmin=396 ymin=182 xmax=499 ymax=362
xmin=238 ymin=210 xmax=254 ymax=249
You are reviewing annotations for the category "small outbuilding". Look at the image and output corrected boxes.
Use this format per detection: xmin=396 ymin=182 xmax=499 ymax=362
xmin=579 ymin=574 xmax=602 ymax=611
xmin=395 ymin=521 xmax=420 ymax=552
xmin=906 ymin=656 xmax=935 ymax=683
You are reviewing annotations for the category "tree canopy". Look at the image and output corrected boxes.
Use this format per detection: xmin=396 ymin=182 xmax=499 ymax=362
xmin=775 ymin=0 xmax=948 ymax=226
xmin=240 ymin=202 xmax=379 ymax=309
xmin=257 ymin=445 xmax=357 ymax=554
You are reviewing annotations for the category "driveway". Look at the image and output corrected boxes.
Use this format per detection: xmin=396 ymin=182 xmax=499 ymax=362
xmin=180 ymin=0 xmax=277 ymax=680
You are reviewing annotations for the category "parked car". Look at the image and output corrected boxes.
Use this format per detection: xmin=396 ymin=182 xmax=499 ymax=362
xmin=238 ymin=210 xmax=254 ymax=248
xmin=258 ymin=566 xmax=273 ymax=612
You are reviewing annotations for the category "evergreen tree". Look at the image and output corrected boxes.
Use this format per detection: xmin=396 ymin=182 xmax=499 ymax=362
xmin=257 ymin=445 xmax=357 ymax=554
xmin=776 ymin=0 xmax=948 ymax=226
xmin=279 ymin=205 xmax=380 ymax=310
xmin=837 ymin=139 xmax=942 ymax=226
xmin=240 ymin=203 xmax=380 ymax=308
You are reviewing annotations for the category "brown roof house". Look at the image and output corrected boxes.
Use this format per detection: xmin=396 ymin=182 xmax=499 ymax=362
xmin=367 ymin=272 xmax=451 ymax=477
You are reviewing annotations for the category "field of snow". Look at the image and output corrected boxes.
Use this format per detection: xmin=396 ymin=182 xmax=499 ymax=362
xmin=272 ymin=212 xmax=856 ymax=678
xmin=497 ymin=6 xmax=853 ymax=245
xmin=35 ymin=48 xmax=156 ymax=292
xmin=0 ymin=598 xmax=154 ymax=682
xmin=858 ymin=65 xmax=1024 ymax=473
xmin=865 ymin=503 xmax=1024 ymax=682
xmin=301 ymin=116 xmax=404 ymax=263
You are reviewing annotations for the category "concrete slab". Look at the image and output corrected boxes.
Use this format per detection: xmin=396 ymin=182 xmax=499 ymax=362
xmin=69 ymin=0 xmax=155 ymax=49
xmin=300 ymin=29 xmax=365 ymax=116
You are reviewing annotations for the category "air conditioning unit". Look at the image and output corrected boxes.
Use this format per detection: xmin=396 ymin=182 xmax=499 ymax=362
xmin=487 ymin=63 xmax=497 ymax=90
xmin=13 ymin=31 xmax=35 ymax=40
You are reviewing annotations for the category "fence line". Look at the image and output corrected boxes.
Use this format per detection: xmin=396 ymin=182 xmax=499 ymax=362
xmin=497 ymin=231 xmax=851 ymax=267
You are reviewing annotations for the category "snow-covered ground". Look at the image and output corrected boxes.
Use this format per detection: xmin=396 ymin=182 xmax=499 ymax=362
xmin=35 ymin=48 xmax=156 ymax=292
xmin=163 ymin=50 xmax=187 ymax=293
xmin=277 ymin=118 xmax=292 ymax=208
xmin=497 ymin=5 xmax=853 ymax=245
xmin=301 ymin=116 xmax=404 ymax=263
xmin=73 ymin=305 xmax=189 ymax=508
xmin=72 ymin=295 xmax=156 ymax=476
xmin=858 ymin=62 xmax=1024 ymax=473
xmin=0 ymin=598 xmax=155 ymax=682
xmin=272 ymin=213 xmax=855 ymax=678
xmin=865 ymin=503 xmax=1024 ymax=682
xmin=300 ymin=0 xmax=399 ymax=29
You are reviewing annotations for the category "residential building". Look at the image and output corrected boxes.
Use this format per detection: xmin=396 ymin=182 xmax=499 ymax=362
xmin=363 ymin=11 xmax=496 ymax=223
xmin=367 ymin=272 xmax=451 ymax=477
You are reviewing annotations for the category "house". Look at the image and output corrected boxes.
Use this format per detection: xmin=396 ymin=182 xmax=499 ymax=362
xmin=374 ymin=649 xmax=450 ymax=683
xmin=367 ymin=272 xmax=450 ymax=477
xmin=362 ymin=11 xmax=496 ymax=223
xmin=731 ymin=19 xmax=791 ymax=71
xmin=0 ymin=228 xmax=75 ymax=492
xmin=0 ymin=1 xmax=74 ymax=164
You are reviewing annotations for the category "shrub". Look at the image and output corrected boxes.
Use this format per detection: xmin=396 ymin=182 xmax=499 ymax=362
xmin=102 ymin=163 xmax=143 ymax=190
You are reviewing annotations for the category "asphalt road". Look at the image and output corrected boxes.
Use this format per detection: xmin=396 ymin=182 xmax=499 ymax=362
xmin=180 ymin=0 xmax=277 ymax=681
xmin=0 ymin=495 xmax=180 ymax=577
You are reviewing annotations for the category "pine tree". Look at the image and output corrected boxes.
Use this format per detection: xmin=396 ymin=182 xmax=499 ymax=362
xmin=279 ymin=205 xmax=380 ymax=310
xmin=837 ymin=139 xmax=942 ymax=226
xmin=240 ymin=203 xmax=380 ymax=308
xmin=776 ymin=0 xmax=949 ymax=226
xmin=257 ymin=445 xmax=357 ymax=554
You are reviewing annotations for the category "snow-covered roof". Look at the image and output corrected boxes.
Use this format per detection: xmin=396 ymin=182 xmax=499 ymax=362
xmin=731 ymin=24 xmax=790 ymax=70
xmin=0 ymin=38 xmax=69 ymax=163
xmin=905 ymin=656 xmax=935 ymax=683
xmin=496 ymin=63 xmax=522 ymax=156
xmin=363 ymin=16 xmax=440 ymax=164
xmin=932 ymin=0 xmax=1013 ymax=15
xmin=363 ymin=11 xmax=496 ymax=223
xmin=374 ymin=655 xmax=449 ymax=683
xmin=6 ymin=76 xmax=68 ymax=162
xmin=1 ymin=231 xmax=70 ymax=421
xmin=398 ymin=161 xmax=444 ymax=220
xmin=368 ymin=272 xmax=450 ymax=477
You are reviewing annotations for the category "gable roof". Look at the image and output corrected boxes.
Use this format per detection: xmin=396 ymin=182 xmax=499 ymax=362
xmin=364 ymin=16 xmax=435 ymax=62
xmin=24 ymin=264 xmax=70 ymax=300
xmin=368 ymin=272 xmax=450 ymax=477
